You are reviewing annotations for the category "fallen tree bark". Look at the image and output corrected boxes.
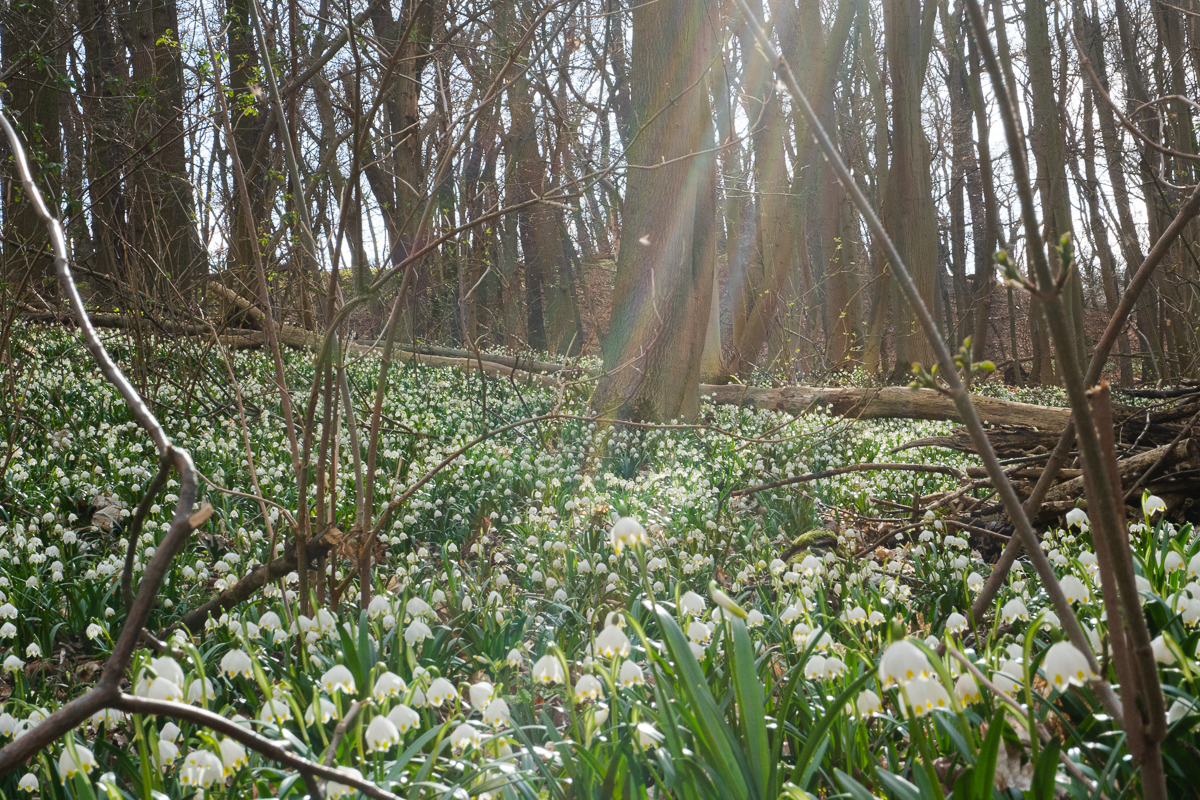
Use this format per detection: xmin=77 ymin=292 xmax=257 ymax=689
xmin=701 ymin=384 xmax=1075 ymax=430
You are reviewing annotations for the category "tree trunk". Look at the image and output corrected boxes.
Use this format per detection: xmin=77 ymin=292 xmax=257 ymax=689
xmin=589 ymin=0 xmax=719 ymax=422
xmin=884 ymin=0 xmax=939 ymax=381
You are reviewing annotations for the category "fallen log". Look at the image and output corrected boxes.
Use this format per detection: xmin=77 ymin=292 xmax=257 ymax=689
xmin=700 ymin=384 xmax=1075 ymax=431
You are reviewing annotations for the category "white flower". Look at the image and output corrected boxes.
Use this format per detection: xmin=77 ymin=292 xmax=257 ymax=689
xmin=992 ymin=660 xmax=1022 ymax=697
xmin=385 ymin=704 xmax=418 ymax=734
xmin=1059 ymin=575 xmax=1090 ymax=604
xmin=366 ymin=715 xmax=402 ymax=752
xmin=687 ymin=620 xmax=712 ymax=646
xmin=618 ymin=659 xmax=645 ymax=687
xmin=746 ymin=609 xmax=765 ymax=628
xmin=219 ymin=738 xmax=247 ymax=775
xmin=427 ymin=677 xmax=458 ymax=706
xmin=1143 ymin=494 xmax=1166 ymax=518
xmin=1066 ymin=508 xmax=1089 ymax=528
xmin=403 ymin=597 xmax=433 ymax=622
xmin=404 ymin=619 xmax=433 ymax=646
xmin=468 ymin=681 xmax=494 ymax=711
xmin=904 ymin=676 xmax=951 ymax=716
xmin=156 ymin=738 xmax=179 ymax=767
xmin=143 ymin=676 xmax=183 ymax=702
xmin=483 ymin=698 xmax=511 ymax=728
xmin=1001 ymin=598 xmax=1029 ymax=623
xmin=1167 ymin=698 xmax=1194 ymax=725
xmin=1166 ymin=552 xmax=1185 ymax=574
xmin=575 ymin=674 xmax=603 ymax=701
xmin=17 ymin=773 xmax=37 ymax=792
xmin=955 ymin=673 xmax=981 ymax=704
xmin=506 ymin=648 xmax=523 ymax=668
xmin=151 ymin=656 xmax=184 ymax=686
xmin=679 ymin=590 xmax=706 ymax=617
xmin=219 ymin=649 xmax=253 ymax=679
xmin=1043 ymin=642 xmax=1096 ymax=689
xmin=451 ymin=722 xmax=482 ymax=754
xmin=58 ymin=742 xmax=97 ymax=780
xmin=595 ymin=625 xmax=631 ymax=658
xmin=179 ymin=750 xmax=223 ymax=788
xmin=533 ymin=654 xmax=565 ymax=685
xmin=966 ymin=572 xmax=984 ymax=591
xmin=320 ymin=665 xmax=356 ymax=695
xmin=636 ymin=722 xmax=663 ymax=750
xmin=159 ymin=722 xmax=181 ymax=744
xmin=258 ymin=611 xmax=282 ymax=631
xmin=878 ymin=639 xmax=931 ymax=687
xmin=326 ymin=766 xmax=364 ymax=799
xmin=945 ymin=613 xmax=968 ymax=634
xmin=372 ymin=671 xmax=408 ymax=701
xmin=258 ymin=697 xmax=293 ymax=724
xmin=856 ymin=689 xmax=883 ymax=716
xmin=824 ymin=656 xmax=846 ymax=678
xmin=609 ymin=517 xmax=648 ymax=554
xmin=1152 ymin=635 xmax=1176 ymax=665
xmin=804 ymin=655 xmax=827 ymax=680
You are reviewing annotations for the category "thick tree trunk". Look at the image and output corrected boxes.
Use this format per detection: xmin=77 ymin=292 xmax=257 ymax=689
xmin=884 ymin=0 xmax=939 ymax=380
xmin=1 ymin=0 xmax=62 ymax=298
xmin=589 ymin=0 xmax=719 ymax=422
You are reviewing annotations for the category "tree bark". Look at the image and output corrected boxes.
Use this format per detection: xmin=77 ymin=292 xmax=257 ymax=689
xmin=589 ymin=0 xmax=719 ymax=422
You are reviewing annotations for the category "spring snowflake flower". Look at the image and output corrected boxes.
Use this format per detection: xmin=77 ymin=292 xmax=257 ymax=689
xmin=878 ymin=639 xmax=931 ymax=687
xmin=427 ymin=677 xmax=458 ymax=706
xmin=1043 ymin=641 xmax=1096 ymax=690
xmin=746 ymin=609 xmax=765 ymax=628
xmin=687 ymin=620 xmax=712 ymax=646
xmin=1059 ymin=575 xmax=1090 ymax=604
xmin=219 ymin=649 xmax=253 ymax=679
xmin=366 ymin=715 xmax=402 ymax=752
xmin=636 ymin=722 xmax=663 ymax=750
xmin=1168 ymin=698 xmax=1195 ymax=725
xmin=904 ymin=676 xmax=951 ymax=716
xmin=856 ymin=689 xmax=883 ymax=716
xmin=483 ymin=698 xmax=511 ymax=728
xmin=156 ymin=738 xmax=179 ymax=767
xmin=468 ymin=681 xmax=494 ymax=711
xmin=1143 ymin=494 xmax=1166 ymax=518
xmin=618 ymin=659 xmax=645 ymax=687
xmin=326 ymin=767 xmax=364 ymax=799
xmin=955 ymin=673 xmax=981 ymax=704
xmin=824 ymin=656 xmax=846 ymax=678
xmin=1066 ymin=508 xmax=1089 ymax=529
xmin=1152 ymin=635 xmax=1176 ymax=665
xmin=679 ymin=590 xmax=706 ymax=617
xmin=404 ymin=619 xmax=433 ymax=646
xmin=387 ymin=704 xmax=420 ymax=733
xmin=804 ymin=655 xmax=827 ymax=680
xmin=321 ymin=665 xmax=357 ymax=695
xmin=945 ymin=613 xmax=968 ymax=634
xmin=451 ymin=723 xmax=483 ymax=755
xmin=992 ymin=661 xmax=1022 ymax=697
xmin=595 ymin=625 xmax=631 ymax=658
xmin=17 ymin=773 xmax=37 ymax=792
xmin=533 ymin=654 xmax=565 ymax=685
xmin=1000 ymin=598 xmax=1029 ymax=623
xmin=506 ymin=648 xmax=523 ymax=668
xmin=143 ymin=676 xmax=183 ymax=702
xmin=86 ymin=623 xmax=104 ymax=640
xmin=1166 ymin=552 xmax=1185 ymax=574
xmin=219 ymin=738 xmax=247 ymax=775
xmin=373 ymin=671 xmax=408 ymax=701
xmin=259 ymin=697 xmax=293 ymax=724
xmin=609 ymin=517 xmax=648 ymax=554
xmin=180 ymin=750 xmax=223 ymax=788
xmin=575 ymin=674 xmax=603 ymax=702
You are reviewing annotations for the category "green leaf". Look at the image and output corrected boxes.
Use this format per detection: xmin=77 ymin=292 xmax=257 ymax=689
xmin=791 ymin=670 xmax=875 ymax=788
xmin=836 ymin=768 xmax=883 ymax=800
xmin=974 ymin=709 xmax=1005 ymax=800
xmin=878 ymin=768 xmax=924 ymax=800
xmin=729 ymin=616 xmax=770 ymax=798
xmin=1030 ymin=737 xmax=1061 ymax=800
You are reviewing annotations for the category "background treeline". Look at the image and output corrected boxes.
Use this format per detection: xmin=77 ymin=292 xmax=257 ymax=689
xmin=1 ymin=0 xmax=1195 ymax=390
